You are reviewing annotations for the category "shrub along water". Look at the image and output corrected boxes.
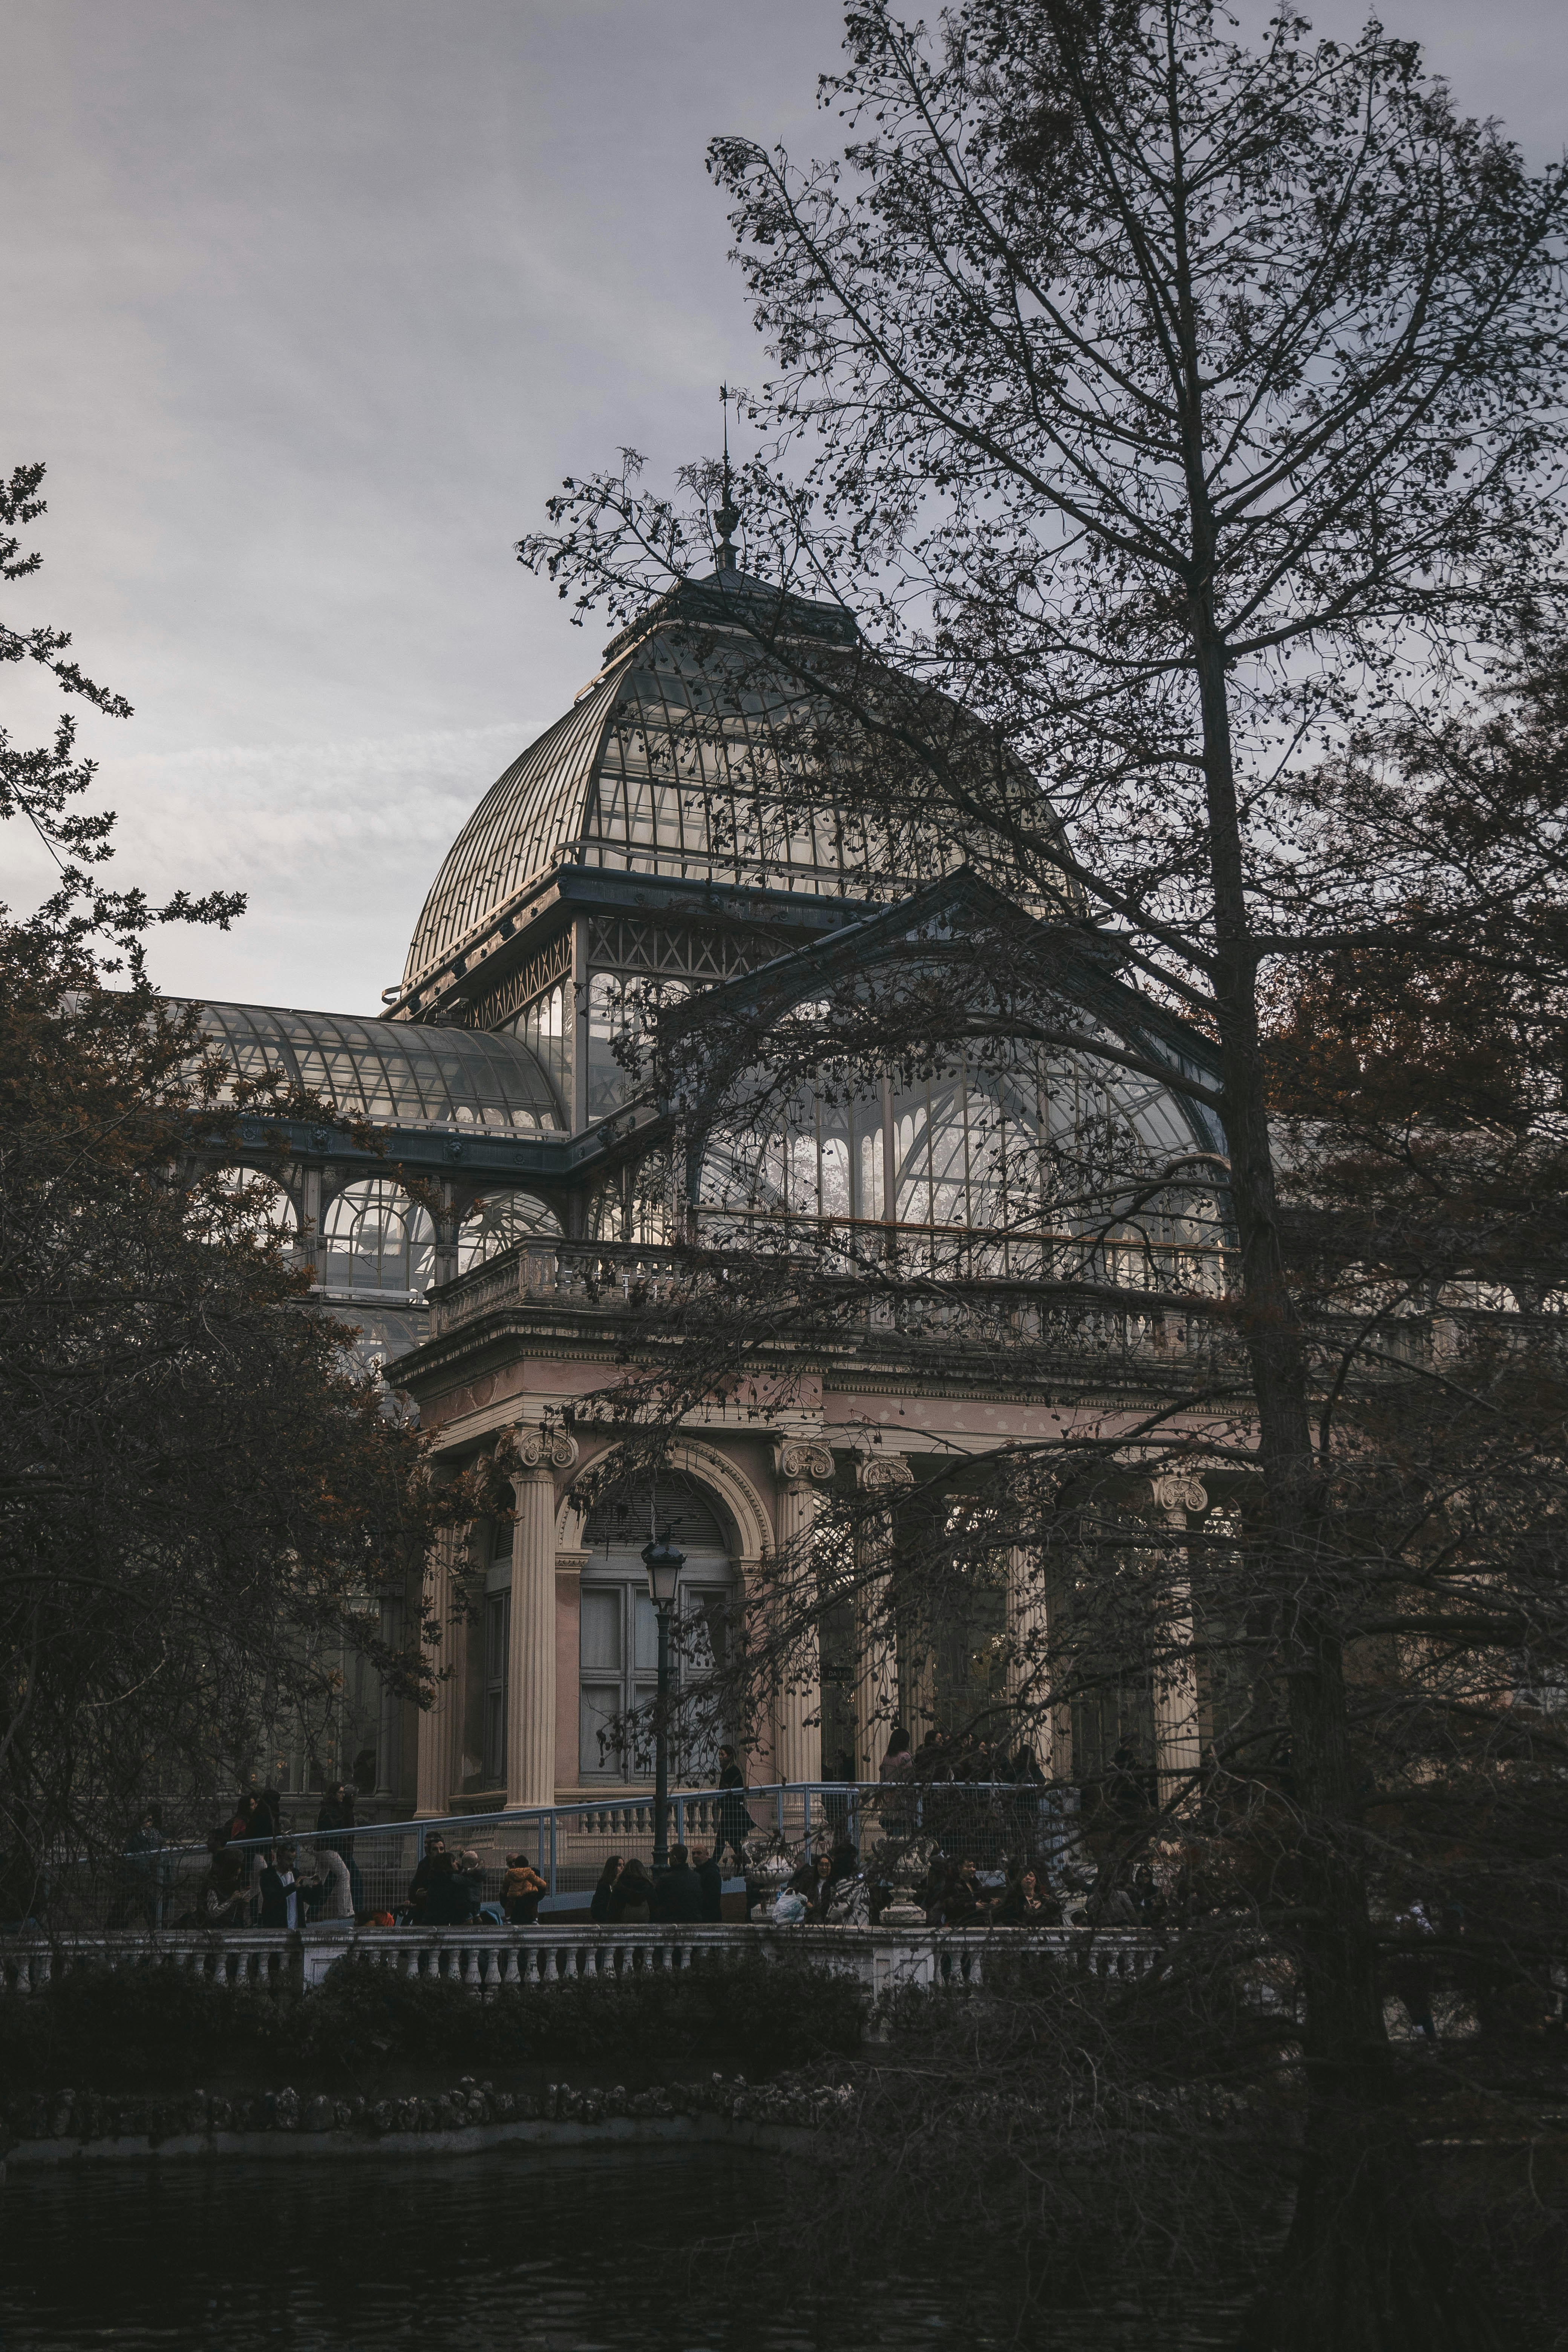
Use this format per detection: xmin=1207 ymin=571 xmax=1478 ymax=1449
xmin=0 ymin=1953 xmax=867 ymax=2094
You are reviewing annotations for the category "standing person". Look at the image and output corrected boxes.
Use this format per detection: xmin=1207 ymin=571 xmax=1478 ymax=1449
xmin=259 ymin=1844 xmax=302 ymax=1931
xmin=314 ymin=1847 xmax=354 ymax=1921
xmin=122 ymin=1806 xmax=165 ymax=1930
xmin=423 ymin=1850 xmax=473 ymax=1927
xmin=408 ymin=1833 xmax=446 ymax=1923
xmin=590 ymin=1855 xmax=623 ymax=1924
xmin=257 ymin=1787 xmax=284 ymax=1844
xmin=502 ymin=1853 xmax=546 ymax=1925
xmin=879 ymin=1724 xmax=914 ymax=1835
xmin=692 ymin=1842 xmax=724 ymax=1923
xmin=455 ymin=1847 xmax=489 ymax=1917
xmin=650 ymin=1843 xmax=703 ymax=1924
xmin=227 ymin=1793 xmax=261 ymax=1850
xmin=316 ymin=1783 xmax=363 ymax=1911
xmin=715 ymin=1746 xmax=749 ymax=1868
xmin=611 ymin=1858 xmax=654 ymax=1923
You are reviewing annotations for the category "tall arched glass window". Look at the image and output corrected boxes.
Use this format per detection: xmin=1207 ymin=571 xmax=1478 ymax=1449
xmin=697 ymin=1040 xmax=1220 ymax=1283
xmin=458 ymin=1190 xmax=562 ymax=1275
xmin=322 ymin=1180 xmax=433 ymax=1298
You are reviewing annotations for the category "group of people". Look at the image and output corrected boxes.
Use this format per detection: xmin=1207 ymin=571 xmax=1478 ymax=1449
xmin=405 ymin=1836 xmax=547 ymax=1926
xmin=589 ymin=1844 xmax=726 ymax=1925
xmin=767 ymin=1841 xmax=1067 ymax=1929
xmin=178 ymin=1782 xmax=366 ymax=1931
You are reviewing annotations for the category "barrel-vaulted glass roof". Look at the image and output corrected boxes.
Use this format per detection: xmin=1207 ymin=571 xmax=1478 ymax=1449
xmin=401 ymin=567 xmax=1061 ymax=997
xmin=180 ymin=999 xmax=563 ymax=1129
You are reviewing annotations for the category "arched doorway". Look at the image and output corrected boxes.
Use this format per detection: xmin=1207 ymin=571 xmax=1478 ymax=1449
xmin=577 ymin=1472 xmax=737 ymax=1786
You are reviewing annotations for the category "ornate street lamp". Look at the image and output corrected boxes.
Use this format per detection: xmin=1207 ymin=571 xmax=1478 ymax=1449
xmin=641 ymin=1527 xmax=686 ymax=1869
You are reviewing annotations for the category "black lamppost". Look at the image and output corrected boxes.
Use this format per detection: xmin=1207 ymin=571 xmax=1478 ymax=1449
xmin=641 ymin=1527 xmax=685 ymax=1869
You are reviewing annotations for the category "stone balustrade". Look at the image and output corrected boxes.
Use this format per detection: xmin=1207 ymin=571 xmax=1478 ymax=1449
xmin=0 ymin=1920 xmax=1165 ymax=2000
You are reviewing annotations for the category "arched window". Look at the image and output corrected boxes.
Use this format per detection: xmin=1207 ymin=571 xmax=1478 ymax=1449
xmin=697 ymin=1039 xmax=1218 ymax=1282
xmin=458 ymin=1190 xmax=562 ymax=1275
xmin=577 ymin=1475 xmax=736 ymax=1784
xmin=322 ymin=1180 xmax=433 ymax=1298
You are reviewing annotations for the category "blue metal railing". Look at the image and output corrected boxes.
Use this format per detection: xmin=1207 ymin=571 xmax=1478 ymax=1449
xmin=35 ymin=1780 xmax=1080 ymax=1935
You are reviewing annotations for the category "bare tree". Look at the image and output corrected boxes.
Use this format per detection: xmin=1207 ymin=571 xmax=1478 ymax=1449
xmin=519 ymin=6 xmax=1568 ymax=2341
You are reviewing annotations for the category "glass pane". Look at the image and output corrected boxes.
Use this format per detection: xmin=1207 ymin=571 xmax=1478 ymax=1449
xmin=580 ymin=1588 xmax=622 ymax=1672
xmin=633 ymin=1594 xmax=659 ymax=1674
xmin=579 ymin=1683 xmax=623 ymax=1778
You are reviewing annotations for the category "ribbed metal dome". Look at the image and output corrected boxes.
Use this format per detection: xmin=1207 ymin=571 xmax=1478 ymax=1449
xmin=401 ymin=569 xmax=1060 ymax=997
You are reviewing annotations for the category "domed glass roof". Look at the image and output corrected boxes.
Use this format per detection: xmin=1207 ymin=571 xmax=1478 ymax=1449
xmin=402 ymin=570 xmax=1060 ymax=997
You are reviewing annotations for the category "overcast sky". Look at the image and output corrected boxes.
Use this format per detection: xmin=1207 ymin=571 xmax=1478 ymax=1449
xmin=2 ymin=0 xmax=1562 ymax=1014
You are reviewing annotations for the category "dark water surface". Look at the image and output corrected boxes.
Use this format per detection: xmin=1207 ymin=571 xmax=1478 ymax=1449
xmin=0 ymin=2149 xmax=1246 ymax=2350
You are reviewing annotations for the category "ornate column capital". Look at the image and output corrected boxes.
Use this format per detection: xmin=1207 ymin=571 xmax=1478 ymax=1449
xmin=854 ymin=1447 xmax=914 ymax=1496
xmin=511 ymin=1426 xmax=580 ymax=1484
xmin=772 ymin=1438 xmax=835 ymax=1493
xmin=1151 ymin=1472 xmax=1208 ymax=1517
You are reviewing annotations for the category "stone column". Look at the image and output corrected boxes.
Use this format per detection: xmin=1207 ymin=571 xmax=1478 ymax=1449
xmin=415 ymin=1528 xmax=458 ymax=1818
xmin=507 ymin=1429 xmax=579 ymax=1810
xmin=374 ymin=1590 xmax=404 ymax=1802
xmin=1150 ymin=1473 xmax=1207 ymax=1812
xmin=853 ymin=1451 xmax=913 ymax=1777
xmin=770 ymin=1440 xmax=835 ymax=1785
xmin=1006 ymin=1545 xmax=1073 ymax=1780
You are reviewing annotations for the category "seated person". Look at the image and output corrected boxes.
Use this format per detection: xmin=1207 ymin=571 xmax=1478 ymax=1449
xmin=200 ymin=1847 xmax=251 ymax=1930
xmin=502 ymin=1853 xmax=546 ymax=1925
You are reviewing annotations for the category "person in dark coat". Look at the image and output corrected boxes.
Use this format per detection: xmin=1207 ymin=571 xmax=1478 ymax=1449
xmin=422 ymin=1851 xmax=473 ymax=1927
xmin=650 ymin=1844 xmax=704 ymax=1923
xmin=258 ymin=1845 xmax=302 ymax=1931
xmin=408 ymin=1834 xmax=446 ymax=1922
xmin=590 ymin=1855 xmax=623 ymax=1924
xmin=611 ymin=1859 xmax=654 ymax=1923
xmin=692 ymin=1842 xmax=724 ymax=1923
xmin=714 ymin=1747 xmax=750 ymax=1867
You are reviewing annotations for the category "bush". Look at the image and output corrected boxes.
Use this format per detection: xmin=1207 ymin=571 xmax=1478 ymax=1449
xmin=0 ymin=1951 xmax=867 ymax=2090
xmin=296 ymin=1950 xmax=867 ymax=2072
xmin=0 ymin=1960 xmax=286 ymax=2089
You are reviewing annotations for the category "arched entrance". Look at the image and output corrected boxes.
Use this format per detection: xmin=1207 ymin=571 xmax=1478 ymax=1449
xmin=576 ymin=1472 xmax=737 ymax=1786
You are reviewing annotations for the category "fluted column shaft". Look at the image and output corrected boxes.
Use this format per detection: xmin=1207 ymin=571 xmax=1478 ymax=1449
xmin=1151 ymin=1474 xmax=1206 ymax=1811
xmin=415 ymin=1531 xmax=456 ymax=1818
xmin=1006 ymin=1545 xmax=1073 ymax=1780
xmin=506 ymin=1429 xmax=579 ymax=1810
xmin=853 ymin=1451 xmax=913 ymax=1778
xmin=375 ymin=1591 xmax=403 ymax=1801
xmin=770 ymin=1441 xmax=834 ymax=1785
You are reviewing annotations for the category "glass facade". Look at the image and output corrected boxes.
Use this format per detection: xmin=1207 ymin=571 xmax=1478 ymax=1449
xmin=698 ymin=1046 xmax=1216 ymax=1276
xmin=401 ymin=573 xmax=1057 ymax=997
xmin=178 ymin=999 xmax=560 ymax=1130
xmin=322 ymin=1179 xmax=435 ymax=1298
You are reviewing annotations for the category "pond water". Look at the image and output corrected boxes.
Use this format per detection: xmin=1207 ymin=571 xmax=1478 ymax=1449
xmin=0 ymin=2150 xmax=1248 ymax=2350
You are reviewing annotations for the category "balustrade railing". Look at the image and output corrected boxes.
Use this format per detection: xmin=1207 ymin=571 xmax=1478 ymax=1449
xmin=0 ymin=1920 xmax=1164 ymax=2001
xmin=422 ymin=1232 xmax=1534 ymax=1383
xmin=11 ymin=1782 xmax=1082 ymax=1939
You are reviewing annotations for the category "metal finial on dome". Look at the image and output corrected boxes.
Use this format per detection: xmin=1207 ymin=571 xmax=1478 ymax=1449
xmin=713 ymin=383 xmax=741 ymax=572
